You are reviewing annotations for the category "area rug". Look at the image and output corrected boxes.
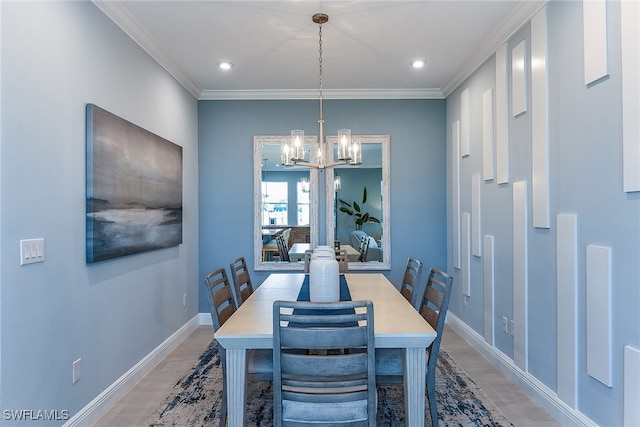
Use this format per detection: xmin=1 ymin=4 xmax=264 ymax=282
xmin=146 ymin=341 xmax=513 ymax=426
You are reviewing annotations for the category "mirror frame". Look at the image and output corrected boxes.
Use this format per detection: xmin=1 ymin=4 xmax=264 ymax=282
xmin=325 ymin=135 xmax=391 ymax=270
xmin=254 ymin=135 xmax=319 ymax=271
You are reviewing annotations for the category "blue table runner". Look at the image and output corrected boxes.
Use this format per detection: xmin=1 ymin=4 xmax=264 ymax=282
xmin=291 ymin=275 xmax=355 ymax=327
xmin=296 ymin=275 xmax=352 ymax=302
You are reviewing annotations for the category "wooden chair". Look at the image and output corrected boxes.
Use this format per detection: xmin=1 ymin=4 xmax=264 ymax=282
xmin=276 ymin=234 xmax=290 ymax=262
xmin=273 ymin=300 xmax=377 ymax=426
xmin=357 ymin=235 xmax=370 ymax=262
xmin=229 ymin=256 xmax=253 ymax=306
xmin=335 ymin=249 xmax=349 ymax=273
xmin=400 ymin=257 xmax=424 ymax=309
xmin=203 ymin=268 xmax=272 ymax=427
xmin=303 ymin=249 xmax=349 ymax=274
xmin=375 ymin=267 xmax=453 ymax=427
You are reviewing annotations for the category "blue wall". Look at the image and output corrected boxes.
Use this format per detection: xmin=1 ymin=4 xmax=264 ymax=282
xmin=198 ymin=99 xmax=447 ymax=312
xmin=446 ymin=2 xmax=639 ymax=425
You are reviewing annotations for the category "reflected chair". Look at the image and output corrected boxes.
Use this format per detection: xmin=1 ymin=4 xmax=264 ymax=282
xmin=276 ymin=234 xmax=290 ymax=262
xmin=229 ymin=256 xmax=253 ymax=307
xmin=357 ymin=235 xmax=370 ymax=262
xmin=335 ymin=249 xmax=349 ymax=273
xmin=203 ymin=268 xmax=273 ymax=427
xmin=303 ymin=249 xmax=349 ymax=274
xmin=273 ymin=300 xmax=377 ymax=426
xmin=399 ymin=257 xmax=424 ymax=309
xmin=375 ymin=267 xmax=453 ymax=427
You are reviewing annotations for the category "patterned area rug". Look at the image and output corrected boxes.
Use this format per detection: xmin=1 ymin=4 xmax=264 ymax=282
xmin=146 ymin=341 xmax=513 ymax=426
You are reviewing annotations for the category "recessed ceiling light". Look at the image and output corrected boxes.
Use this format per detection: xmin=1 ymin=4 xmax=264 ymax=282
xmin=411 ymin=59 xmax=426 ymax=69
xmin=218 ymin=61 xmax=234 ymax=70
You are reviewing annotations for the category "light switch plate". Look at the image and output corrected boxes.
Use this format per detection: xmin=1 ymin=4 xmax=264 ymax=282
xmin=20 ymin=238 xmax=45 ymax=265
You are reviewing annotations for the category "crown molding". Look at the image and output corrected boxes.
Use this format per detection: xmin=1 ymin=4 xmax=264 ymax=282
xmin=91 ymin=0 xmax=201 ymax=99
xmin=440 ymin=0 xmax=550 ymax=97
xmin=198 ymin=88 xmax=443 ymax=100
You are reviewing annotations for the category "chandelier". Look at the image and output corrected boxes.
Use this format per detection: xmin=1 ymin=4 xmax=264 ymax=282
xmin=281 ymin=13 xmax=362 ymax=170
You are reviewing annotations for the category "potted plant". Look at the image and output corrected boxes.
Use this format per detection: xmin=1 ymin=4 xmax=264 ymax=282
xmin=338 ymin=187 xmax=381 ymax=230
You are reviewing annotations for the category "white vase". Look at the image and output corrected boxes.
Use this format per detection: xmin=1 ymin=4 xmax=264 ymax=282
xmin=309 ymin=249 xmax=339 ymax=302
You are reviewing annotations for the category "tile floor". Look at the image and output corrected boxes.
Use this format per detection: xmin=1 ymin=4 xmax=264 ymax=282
xmin=94 ymin=324 xmax=561 ymax=427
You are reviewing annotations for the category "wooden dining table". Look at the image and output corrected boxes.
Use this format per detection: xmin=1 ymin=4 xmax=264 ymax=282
xmin=214 ymin=273 xmax=436 ymax=426
xmin=288 ymin=242 xmax=361 ymax=262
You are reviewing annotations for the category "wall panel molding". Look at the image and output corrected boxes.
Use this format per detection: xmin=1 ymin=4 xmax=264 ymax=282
xmin=582 ymin=0 xmax=609 ymax=85
xmin=483 ymin=88 xmax=495 ymax=181
xmin=625 ymin=346 xmax=640 ymax=426
xmin=556 ymin=214 xmax=578 ymax=408
xmin=496 ymin=44 xmax=510 ymax=184
xmin=511 ymin=40 xmax=528 ymax=117
xmin=622 ymin=0 xmax=640 ymax=192
xmin=452 ymin=120 xmax=461 ymax=269
xmin=483 ymin=235 xmax=495 ymax=345
xmin=513 ymin=181 xmax=528 ymax=371
xmin=461 ymin=88 xmax=471 ymax=157
xmin=462 ymin=212 xmax=471 ymax=296
xmin=472 ymin=174 xmax=482 ymax=257
xmin=531 ymin=7 xmax=551 ymax=228
xmin=586 ymin=244 xmax=612 ymax=387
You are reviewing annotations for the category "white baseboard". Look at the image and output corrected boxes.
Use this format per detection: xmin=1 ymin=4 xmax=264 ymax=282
xmin=199 ymin=312 xmax=212 ymax=325
xmin=63 ymin=315 xmax=201 ymax=427
xmin=446 ymin=314 xmax=597 ymax=427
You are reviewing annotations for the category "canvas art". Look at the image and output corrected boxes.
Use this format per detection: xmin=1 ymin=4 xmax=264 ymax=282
xmin=86 ymin=104 xmax=183 ymax=263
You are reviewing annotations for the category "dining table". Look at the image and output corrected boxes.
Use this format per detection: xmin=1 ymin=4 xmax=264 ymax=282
xmin=288 ymin=242 xmax=361 ymax=262
xmin=214 ymin=273 xmax=436 ymax=426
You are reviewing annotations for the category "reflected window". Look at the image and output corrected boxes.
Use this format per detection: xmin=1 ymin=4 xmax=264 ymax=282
xmin=296 ymin=181 xmax=310 ymax=226
xmin=262 ymin=182 xmax=288 ymax=225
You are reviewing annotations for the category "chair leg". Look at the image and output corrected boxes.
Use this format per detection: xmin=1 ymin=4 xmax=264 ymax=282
xmin=427 ymin=375 xmax=438 ymax=427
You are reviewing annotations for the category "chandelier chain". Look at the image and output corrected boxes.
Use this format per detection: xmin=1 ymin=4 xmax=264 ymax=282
xmin=318 ymin=22 xmax=323 ymax=99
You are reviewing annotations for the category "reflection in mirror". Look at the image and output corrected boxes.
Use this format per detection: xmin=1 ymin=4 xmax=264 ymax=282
xmin=254 ymin=135 xmax=318 ymax=271
xmin=326 ymin=135 xmax=390 ymax=270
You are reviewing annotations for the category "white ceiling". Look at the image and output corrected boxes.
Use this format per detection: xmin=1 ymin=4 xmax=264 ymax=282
xmin=93 ymin=0 xmax=547 ymax=100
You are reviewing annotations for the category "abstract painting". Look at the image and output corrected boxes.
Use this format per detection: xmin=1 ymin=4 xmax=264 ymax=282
xmin=86 ymin=104 xmax=182 ymax=263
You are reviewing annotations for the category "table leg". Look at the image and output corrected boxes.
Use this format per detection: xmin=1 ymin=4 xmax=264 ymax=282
xmin=404 ymin=347 xmax=426 ymax=427
xmin=226 ymin=348 xmax=247 ymax=427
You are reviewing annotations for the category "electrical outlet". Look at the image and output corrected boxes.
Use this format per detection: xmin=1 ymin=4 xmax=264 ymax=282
xmin=510 ymin=320 xmax=515 ymax=337
xmin=183 ymin=293 xmax=187 ymax=307
xmin=502 ymin=316 xmax=508 ymax=333
xmin=73 ymin=359 xmax=82 ymax=383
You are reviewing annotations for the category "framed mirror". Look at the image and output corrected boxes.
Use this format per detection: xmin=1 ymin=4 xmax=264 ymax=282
xmin=325 ymin=135 xmax=390 ymax=270
xmin=254 ymin=135 xmax=319 ymax=271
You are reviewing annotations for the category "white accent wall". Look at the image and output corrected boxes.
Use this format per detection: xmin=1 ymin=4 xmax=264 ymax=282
xmin=445 ymin=2 xmax=639 ymax=426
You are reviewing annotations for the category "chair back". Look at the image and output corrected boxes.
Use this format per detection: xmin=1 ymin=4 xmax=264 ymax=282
xmin=229 ymin=256 xmax=253 ymax=306
xmin=303 ymin=249 xmax=348 ymax=274
xmin=418 ymin=268 xmax=454 ymax=371
xmin=335 ymin=249 xmax=349 ymax=273
xmin=203 ymin=267 xmax=237 ymax=427
xmin=400 ymin=257 xmax=424 ymax=309
xmin=203 ymin=267 xmax=236 ymax=331
xmin=357 ymin=235 xmax=370 ymax=262
xmin=276 ymin=234 xmax=290 ymax=262
xmin=273 ymin=300 xmax=376 ymax=426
